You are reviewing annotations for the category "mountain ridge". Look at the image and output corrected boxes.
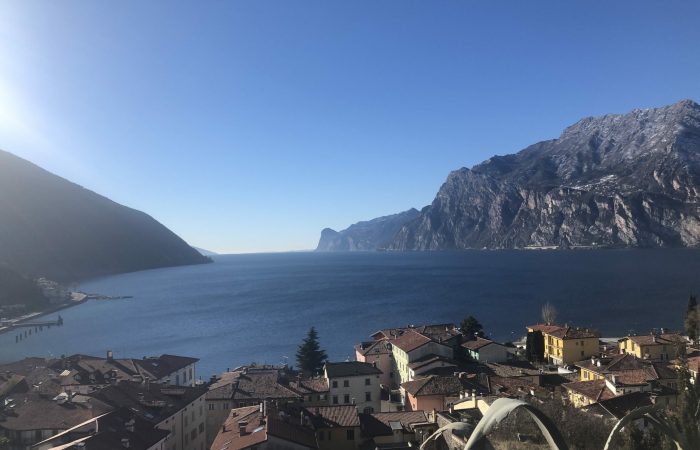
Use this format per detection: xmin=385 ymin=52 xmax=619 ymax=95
xmin=316 ymin=208 xmax=420 ymax=251
xmin=389 ymin=99 xmax=700 ymax=250
xmin=316 ymin=99 xmax=700 ymax=251
xmin=0 ymin=149 xmax=210 ymax=282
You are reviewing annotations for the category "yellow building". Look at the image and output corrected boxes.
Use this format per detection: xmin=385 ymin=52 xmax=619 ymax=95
xmin=563 ymin=379 xmax=616 ymax=407
xmin=527 ymin=324 xmax=599 ymax=366
xmin=576 ymin=353 xmax=678 ymax=390
xmin=618 ymin=333 xmax=685 ymax=361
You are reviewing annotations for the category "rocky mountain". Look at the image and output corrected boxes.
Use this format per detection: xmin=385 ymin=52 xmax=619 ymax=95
xmin=389 ymin=99 xmax=700 ymax=250
xmin=316 ymin=208 xmax=420 ymax=251
xmin=0 ymin=149 xmax=210 ymax=281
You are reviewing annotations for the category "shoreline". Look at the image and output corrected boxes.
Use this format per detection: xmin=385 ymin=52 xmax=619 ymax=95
xmin=0 ymin=297 xmax=87 ymax=336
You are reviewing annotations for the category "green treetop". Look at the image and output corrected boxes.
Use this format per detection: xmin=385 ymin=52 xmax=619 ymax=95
xmin=295 ymin=327 xmax=328 ymax=375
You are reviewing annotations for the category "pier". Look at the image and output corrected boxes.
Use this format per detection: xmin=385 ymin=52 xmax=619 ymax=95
xmin=10 ymin=315 xmax=64 ymax=343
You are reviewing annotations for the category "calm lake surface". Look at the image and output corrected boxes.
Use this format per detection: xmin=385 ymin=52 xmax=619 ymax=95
xmin=1 ymin=250 xmax=699 ymax=378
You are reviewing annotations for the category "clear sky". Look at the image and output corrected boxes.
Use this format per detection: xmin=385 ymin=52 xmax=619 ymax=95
xmin=1 ymin=1 xmax=699 ymax=253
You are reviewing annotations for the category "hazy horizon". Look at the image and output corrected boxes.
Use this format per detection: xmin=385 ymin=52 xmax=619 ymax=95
xmin=2 ymin=1 xmax=699 ymax=253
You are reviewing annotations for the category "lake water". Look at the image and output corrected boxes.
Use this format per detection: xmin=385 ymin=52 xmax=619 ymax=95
xmin=1 ymin=250 xmax=698 ymax=378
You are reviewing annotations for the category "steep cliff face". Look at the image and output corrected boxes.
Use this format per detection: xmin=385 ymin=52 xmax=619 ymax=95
xmin=316 ymin=208 xmax=420 ymax=251
xmin=390 ymin=99 xmax=700 ymax=250
xmin=0 ymin=149 xmax=210 ymax=281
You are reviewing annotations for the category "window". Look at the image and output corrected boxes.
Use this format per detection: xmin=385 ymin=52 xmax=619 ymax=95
xmin=199 ymin=423 xmax=204 ymax=433
xmin=332 ymin=380 xmax=338 ymax=388
xmin=209 ymin=403 xmax=215 ymax=410
xmin=332 ymin=395 xmax=338 ymax=405
xmin=191 ymin=429 xmax=197 ymax=440
xmin=365 ymin=392 xmax=371 ymax=401
xmin=343 ymin=380 xmax=349 ymax=387
xmin=344 ymin=394 xmax=350 ymax=404
xmin=223 ymin=402 xmax=229 ymax=410
xmin=364 ymin=378 xmax=370 ymax=386
xmin=580 ymin=350 xmax=584 ymax=357
xmin=347 ymin=429 xmax=355 ymax=440
xmin=363 ymin=407 xmax=374 ymax=414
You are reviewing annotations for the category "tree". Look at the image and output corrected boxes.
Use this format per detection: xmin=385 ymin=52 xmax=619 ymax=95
xmin=541 ymin=302 xmax=557 ymax=325
xmin=525 ymin=330 xmax=545 ymax=363
xmin=685 ymin=295 xmax=698 ymax=344
xmin=460 ymin=315 xmax=485 ymax=340
xmin=295 ymin=327 xmax=327 ymax=375
xmin=672 ymin=345 xmax=700 ymax=448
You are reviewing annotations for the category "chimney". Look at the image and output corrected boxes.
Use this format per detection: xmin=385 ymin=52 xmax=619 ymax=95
xmin=121 ymin=438 xmax=130 ymax=448
xmin=239 ymin=421 xmax=248 ymax=436
xmin=125 ymin=419 xmax=135 ymax=433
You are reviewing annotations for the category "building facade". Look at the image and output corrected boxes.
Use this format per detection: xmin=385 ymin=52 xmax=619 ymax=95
xmin=324 ymin=362 xmax=382 ymax=414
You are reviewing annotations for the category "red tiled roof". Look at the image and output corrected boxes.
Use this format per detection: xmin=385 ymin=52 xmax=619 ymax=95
xmin=576 ymin=354 xmax=677 ymax=384
xmin=548 ymin=327 xmax=597 ymax=340
xmin=312 ymin=405 xmax=360 ymax=428
xmin=290 ymin=378 xmax=329 ymax=394
xmin=401 ymin=375 xmax=466 ymax=397
xmin=407 ymin=355 xmax=456 ymax=370
xmin=563 ymin=379 xmax=616 ymax=402
xmin=462 ymin=337 xmax=503 ymax=351
xmin=211 ymin=406 xmax=318 ymax=450
xmin=621 ymin=333 xmax=685 ymax=347
xmin=527 ymin=324 xmax=563 ymax=334
xmin=355 ymin=340 xmax=392 ymax=357
xmin=391 ymin=329 xmax=432 ymax=353
xmin=211 ymin=406 xmax=266 ymax=450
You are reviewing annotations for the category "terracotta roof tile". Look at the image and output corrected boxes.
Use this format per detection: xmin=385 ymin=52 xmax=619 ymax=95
xmin=401 ymin=375 xmax=469 ymax=397
xmin=462 ymin=337 xmax=503 ymax=351
xmin=621 ymin=333 xmax=685 ymax=347
xmin=527 ymin=324 xmax=563 ymax=334
xmin=390 ymin=330 xmax=433 ymax=353
xmin=324 ymin=362 xmax=381 ymax=378
xmin=312 ymin=405 xmax=360 ymax=428
xmin=563 ymin=379 xmax=616 ymax=402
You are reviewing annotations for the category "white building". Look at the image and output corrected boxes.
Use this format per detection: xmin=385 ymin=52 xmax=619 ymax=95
xmin=324 ymin=361 xmax=382 ymax=413
xmin=92 ymin=381 xmax=208 ymax=450
xmin=461 ymin=337 xmax=511 ymax=363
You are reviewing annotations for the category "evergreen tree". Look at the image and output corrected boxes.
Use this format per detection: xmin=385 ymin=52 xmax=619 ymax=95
xmin=295 ymin=327 xmax=327 ymax=375
xmin=685 ymin=295 xmax=699 ymax=343
xmin=525 ymin=330 xmax=545 ymax=363
xmin=460 ymin=315 xmax=485 ymax=340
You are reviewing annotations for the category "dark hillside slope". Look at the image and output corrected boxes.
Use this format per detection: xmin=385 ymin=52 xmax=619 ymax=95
xmin=0 ymin=149 xmax=209 ymax=281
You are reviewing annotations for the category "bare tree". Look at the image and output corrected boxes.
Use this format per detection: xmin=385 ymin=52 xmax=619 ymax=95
xmin=541 ymin=302 xmax=557 ymax=325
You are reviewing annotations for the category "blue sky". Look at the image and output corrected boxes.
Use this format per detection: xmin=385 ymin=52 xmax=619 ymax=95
xmin=1 ymin=1 xmax=699 ymax=253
